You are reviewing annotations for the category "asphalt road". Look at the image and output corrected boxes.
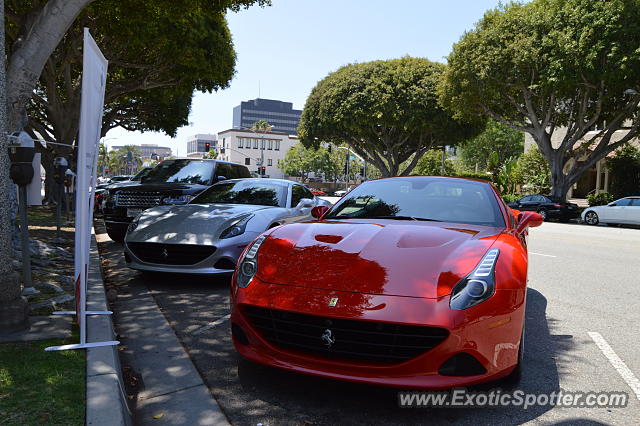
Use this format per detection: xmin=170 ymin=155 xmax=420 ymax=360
xmin=99 ymin=221 xmax=640 ymax=425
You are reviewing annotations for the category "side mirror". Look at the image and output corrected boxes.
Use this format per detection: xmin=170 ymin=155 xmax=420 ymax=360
xmin=516 ymin=211 xmax=543 ymax=234
xmin=608 ymin=202 xmax=616 ymax=207
xmin=216 ymin=175 xmax=227 ymax=182
xmin=140 ymin=175 xmax=149 ymax=183
xmin=311 ymin=205 xmax=329 ymax=219
xmin=296 ymin=198 xmax=314 ymax=209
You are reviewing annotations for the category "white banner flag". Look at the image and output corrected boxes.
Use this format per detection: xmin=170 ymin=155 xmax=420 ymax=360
xmin=47 ymin=29 xmax=118 ymax=351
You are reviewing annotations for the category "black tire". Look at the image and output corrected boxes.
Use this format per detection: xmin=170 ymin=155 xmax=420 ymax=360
xmin=538 ymin=208 xmax=548 ymax=221
xmin=584 ymin=211 xmax=599 ymax=226
xmin=105 ymin=226 xmax=126 ymax=243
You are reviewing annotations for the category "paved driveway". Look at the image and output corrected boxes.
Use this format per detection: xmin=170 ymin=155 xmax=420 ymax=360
xmin=99 ymin=221 xmax=640 ymax=425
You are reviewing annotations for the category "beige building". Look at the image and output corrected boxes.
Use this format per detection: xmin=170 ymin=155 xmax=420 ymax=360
xmin=525 ymin=129 xmax=640 ymax=198
xmin=216 ymin=129 xmax=299 ymax=179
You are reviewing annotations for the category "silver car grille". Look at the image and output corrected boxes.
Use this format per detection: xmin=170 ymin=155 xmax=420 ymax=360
xmin=115 ymin=191 xmax=162 ymax=207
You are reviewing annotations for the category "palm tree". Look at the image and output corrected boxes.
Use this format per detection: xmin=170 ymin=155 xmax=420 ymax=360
xmin=251 ymin=120 xmax=272 ymax=133
xmin=97 ymin=142 xmax=108 ymax=176
xmin=114 ymin=145 xmax=142 ymax=175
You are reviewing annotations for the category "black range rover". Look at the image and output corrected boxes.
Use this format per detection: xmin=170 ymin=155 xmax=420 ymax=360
xmin=103 ymin=158 xmax=251 ymax=242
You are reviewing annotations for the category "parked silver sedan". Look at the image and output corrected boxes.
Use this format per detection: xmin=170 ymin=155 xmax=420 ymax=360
xmin=123 ymin=178 xmax=331 ymax=275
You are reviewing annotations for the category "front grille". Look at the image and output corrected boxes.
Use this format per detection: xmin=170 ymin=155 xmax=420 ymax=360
xmin=115 ymin=191 xmax=162 ymax=207
xmin=127 ymin=242 xmax=216 ymax=265
xmin=243 ymin=306 xmax=448 ymax=364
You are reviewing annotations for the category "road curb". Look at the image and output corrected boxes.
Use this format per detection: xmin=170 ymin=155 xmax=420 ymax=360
xmin=86 ymin=231 xmax=132 ymax=426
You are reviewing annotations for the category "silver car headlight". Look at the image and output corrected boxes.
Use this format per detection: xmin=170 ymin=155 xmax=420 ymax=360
xmin=220 ymin=214 xmax=254 ymax=239
xmin=450 ymin=248 xmax=500 ymax=310
xmin=235 ymin=235 xmax=267 ymax=288
xmin=127 ymin=216 xmax=140 ymax=233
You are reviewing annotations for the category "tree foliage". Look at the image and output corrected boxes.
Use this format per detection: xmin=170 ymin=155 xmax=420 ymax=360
xmin=6 ymin=0 xmax=267 ymax=199
xmin=513 ymin=147 xmax=551 ymax=194
xmin=203 ymin=149 xmax=218 ymax=159
xmin=279 ymin=144 xmax=332 ymax=182
xmin=440 ymin=0 xmax=640 ymax=199
xmin=412 ymin=150 xmax=455 ymax=176
xmin=299 ymin=57 xmax=483 ymax=177
xmin=459 ymin=120 xmax=523 ymax=172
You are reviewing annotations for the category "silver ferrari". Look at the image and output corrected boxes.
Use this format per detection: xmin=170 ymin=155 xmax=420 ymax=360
xmin=123 ymin=178 xmax=331 ymax=275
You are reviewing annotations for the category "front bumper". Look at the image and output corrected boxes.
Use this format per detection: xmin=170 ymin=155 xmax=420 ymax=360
xmin=123 ymin=231 xmax=261 ymax=275
xmin=231 ymin=277 xmax=525 ymax=389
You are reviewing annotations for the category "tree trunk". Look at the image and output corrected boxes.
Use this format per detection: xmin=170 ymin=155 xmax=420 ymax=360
xmin=0 ymin=0 xmax=28 ymax=332
xmin=6 ymin=0 xmax=96 ymax=132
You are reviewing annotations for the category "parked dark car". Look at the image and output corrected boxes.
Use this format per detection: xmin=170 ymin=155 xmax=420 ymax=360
xmin=103 ymin=159 xmax=251 ymax=242
xmin=94 ymin=167 xmax=155 ymax=215
xmin=507 ymin=194 xmax=579 ymax=221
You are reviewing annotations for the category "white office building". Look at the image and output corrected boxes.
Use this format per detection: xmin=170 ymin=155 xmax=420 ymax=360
xmin=216 ymin=129 xmax=298 ymax=178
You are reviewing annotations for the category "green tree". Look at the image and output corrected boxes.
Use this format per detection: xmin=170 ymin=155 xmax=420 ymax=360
xmin=203 ymin=149 xmax=218 ymax=159
xmin=9 ymin=0 xmax=268 ymax=199
xmin=606 ymin=144 xmax=640 ymax=199
xmin=459 ymin=120 xmax=523 ymax=172
xmin=440 ymin=0 xmax=640 ymax=200
xmin=513 ymin=147 xmax=551 ymax=194
xmin=251 ymin=120 xmax=273 ymax=133
xmin=299 ymin=57 xmax=483 ymax=177
xmin=97 ymin=142 xmax=108 ymax=176
xmin=412 ymin=149 xmax=455 ymax=176
xmin=279 ymin=144 xmax=326 ymax=182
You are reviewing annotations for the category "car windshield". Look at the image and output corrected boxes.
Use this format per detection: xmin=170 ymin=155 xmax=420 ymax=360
xmin=191 ymin=180 xmax=287 ymax=207
xmin=324 ymin=177 xmax=505 ymax=227
xmin=143 ymin=159 xmax=213 ymax=185
xmin=131 ymin=167 xmax=153 ymax=181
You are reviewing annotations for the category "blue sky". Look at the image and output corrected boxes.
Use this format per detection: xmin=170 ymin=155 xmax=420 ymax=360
xmin=106 ymin=0 xmax=504 ymax=155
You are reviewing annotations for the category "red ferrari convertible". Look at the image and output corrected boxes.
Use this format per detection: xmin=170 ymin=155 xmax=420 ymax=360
xmin=230 ymin=176 xmax=542 ymax=389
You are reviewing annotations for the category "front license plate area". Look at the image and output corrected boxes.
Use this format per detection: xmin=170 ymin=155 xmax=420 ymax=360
xmin=127 ymin=208 xmax=143 ymax=217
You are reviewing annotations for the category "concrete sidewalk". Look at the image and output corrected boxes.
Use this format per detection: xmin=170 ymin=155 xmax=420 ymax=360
xmin=103 ymin=242 xmax=230 ymax=425
xmin=86 ymin=232 xmax=131 ymax=426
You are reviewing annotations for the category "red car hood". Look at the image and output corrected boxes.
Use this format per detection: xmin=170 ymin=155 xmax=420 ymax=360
xmin=257 ymin=220 xmax=503 ymax=299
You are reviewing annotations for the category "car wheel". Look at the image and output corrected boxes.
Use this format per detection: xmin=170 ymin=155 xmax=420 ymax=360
xmin=105 ymin=227 xmax=126 ymax=243
xmin=584 ymin=211 xmax=599 ymax=225
xmin=538 ymin=208 xmax=548 ymax=221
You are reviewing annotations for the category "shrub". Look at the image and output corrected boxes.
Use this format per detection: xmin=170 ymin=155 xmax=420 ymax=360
xmin=502 ymin=193 xmax=520 ymax=204
xmin=513 ymin=147 xmax=550 ymax=194
xmin=587 ymin=192 xmax=614 ymax=206
xmin=453 ymin=172 xmax=492 ymax=181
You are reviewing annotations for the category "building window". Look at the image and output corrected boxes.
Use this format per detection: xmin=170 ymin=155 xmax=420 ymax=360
xmin=238 ymin=138 xmax=244 ymax=148
xmin=267 ymin=159 xmax=273 ymax=166
xmin=260 ymin=139 xmax=265 ymax=149
xmin=268 ymin=140 xmax=273 ymax=150
xmin=253 ymin=139 xmax=258 ymax=149
xmin=275 ymin=140 xmax=281 ymax=151
xmin=245 ymin=158 xmax=251 ymax=165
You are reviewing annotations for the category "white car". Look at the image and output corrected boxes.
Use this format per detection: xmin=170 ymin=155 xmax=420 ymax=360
xmin=582 ymin=196 xmax=640 ymax=226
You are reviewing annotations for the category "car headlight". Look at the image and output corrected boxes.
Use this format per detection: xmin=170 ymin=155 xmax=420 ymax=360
xmin=128 ymin=216 xmax=140 ymax=233
xmin=220 ymin=214 xmax=254 ymax=239
xmin=235 ymin=235 xmax=267 ymax=288
xmin=162 ymin=194 xmax=194 ymax=205
xmin=450 ymin=248 xmax=500 ymax=310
